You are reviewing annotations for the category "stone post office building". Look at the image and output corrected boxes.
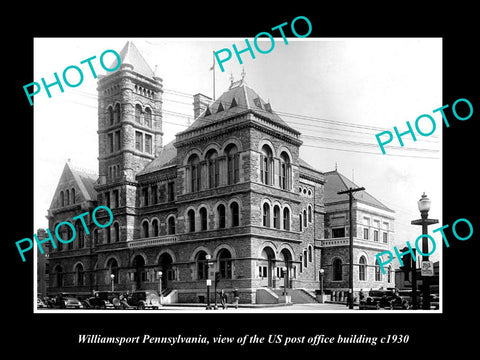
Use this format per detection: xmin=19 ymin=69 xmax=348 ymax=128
xmin=45 ymin=42 xmax=395 ymax=304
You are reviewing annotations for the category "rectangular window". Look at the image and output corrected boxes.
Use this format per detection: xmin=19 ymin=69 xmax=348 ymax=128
xmin=383 ymin=232 xmax=388 ymax=243
xmin=135 ymin=131 xmax=143 ymax=151
xmin=234 ymin=153 xmax=240 ymax=183
xmin=374 ymin=230 xmax=379 ymax=242
xmin=151 ymin=185 xmax=158 ymax=205
xmin=332 ymin=228 xmax=345 ymax=238
xmin=145 ymin=134 xmax=152 ymax=154
xmin=142 ymin=188 xmax=148 ymax=207
xmin=104 ymin=192 xmax=110 ymax=208
xmin=108 ymin=133 xmax=114 ymax=153
xmin=113 ymin=190 xmax=119 ymax=208
xmin=167 ymin=182 xmax=175 ymax=202
xmin=114 ymin=130 xmax=121 ymax=151
xmin=363 ymin=227 xmax=369 ymax=240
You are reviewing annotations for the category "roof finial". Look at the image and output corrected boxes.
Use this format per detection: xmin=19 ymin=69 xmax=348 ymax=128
xmin=230 ymin=72 xmax=234 ymax=84
xmin=241 ymin=67 xmax=246 ymax=80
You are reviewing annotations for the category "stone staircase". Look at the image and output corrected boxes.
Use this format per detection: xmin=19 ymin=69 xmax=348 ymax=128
xmin=256 ymin=287 xmax=318 ymax=304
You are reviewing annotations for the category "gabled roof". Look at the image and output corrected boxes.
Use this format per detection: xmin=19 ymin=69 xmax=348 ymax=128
xmin=137 ymin=140 xmax=177 ymax=176
xmin=108 ymin=41 xmax=155 ymax=78
xmin=182 ymin=79 xmax=299 ymax=135
xmin=49 ymin=162 xmax=97 ymax=209
xmin=324 ymin=170 xmax=394 ymax=212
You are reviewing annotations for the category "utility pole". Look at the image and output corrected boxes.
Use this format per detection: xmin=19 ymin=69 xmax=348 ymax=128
xmin=337 ymin=186 xmax=365 ymax=309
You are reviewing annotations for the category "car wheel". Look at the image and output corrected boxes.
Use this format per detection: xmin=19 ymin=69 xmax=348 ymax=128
xmin=137 ymin=302 xmax=145 ymax=310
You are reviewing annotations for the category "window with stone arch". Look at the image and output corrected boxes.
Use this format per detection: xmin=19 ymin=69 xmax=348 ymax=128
xmin=187 ymin=209 xmax=196 ymax=232
xmin=308 ymin=204 xmax=312 ymax=223
xmin=273 ymin=205 xmax=281 ymax=229
xmin=359 ymin=255 xmax=367 ymax=281
xmin=195 ymin=251 xmax=208 ymax=280
xmin=308 ymin=245 xmax=313 ymax=262
xmin=75 ymin=263 xmax=85 ymax=286
xmin=217 ymin=204 xmax=226 ymax=229
xmin=283 ymin=207 xmax=291 ymax=230
xmin=333 ymin=258 xmax=342 ymax=281
xmin=188 ymin=154 xmax=201 ymax=193
xmin=206 ymin=149 xmax=219 ymax=189
xmin=167 ymin=215 xmax=176 ymax=235
xmin=142 ymin=220 xmax=149 ymax=238
xmin=260 ymin=144 xmax=273 ymax=185
xmin=279 ymin=151 xmax=291 ymax=190
xmin=230 ymin=201 xmax=240 ymax=227
xmin=144 ymin=107 xmax=152 ymax=127
xmin=114 ymin=103 xmax=121 ymax=123
xmin=60 ymin=191 xmax=64 ymax=207
xmin=106 ymin=258 xmax=119 ymax=284
xmin=135 ymin=104 xmax=142 ymax=123
xmin=225 ymin=143 xmax=240 ymax=185
xmin=199 ymin=207 xmax=208 ymax=231
xmin=217 ymin=248 xmax=233 ymax=279
xmin=75 ymin=219 xmax=85 ymax=248
xmin=375 ymin=259 xmax=382 ymax=281
xmin=152 ymin=219 xmax=159 ymax=237
xmin=108 ymin=105 xmax=114 ymax=125
xmin=262 ymin=202 xmax=271 ymax=227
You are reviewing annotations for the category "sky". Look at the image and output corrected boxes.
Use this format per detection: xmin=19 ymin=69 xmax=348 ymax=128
xmin=33 ymin=37 xmax=442 ymax=263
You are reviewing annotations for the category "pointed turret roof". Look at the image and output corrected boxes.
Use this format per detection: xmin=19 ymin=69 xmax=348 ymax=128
xmin=108 ymin=41 xmax=155 ymax=78
xmin=181 ymin=78 xmax=299 ymax=136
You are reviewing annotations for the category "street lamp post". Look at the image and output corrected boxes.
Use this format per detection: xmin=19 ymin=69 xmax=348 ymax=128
xmin=158 ymin=271 xmax=163 ymax=306
xmin=205 ymin=254 xmax=212 ymax=310
xmin=110 ymin=274 xmax=115 ymax=292
xmin=411 ymin=193 xmax=438 ymax=310
xmin=319 ymin=269 xmax=325 ymax=303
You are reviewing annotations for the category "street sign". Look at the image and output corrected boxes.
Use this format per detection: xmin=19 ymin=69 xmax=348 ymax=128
xmin=206 ymin=279 xmax=212 ymax=286
xmin=421 ymin=261 xmax=434 ymax=276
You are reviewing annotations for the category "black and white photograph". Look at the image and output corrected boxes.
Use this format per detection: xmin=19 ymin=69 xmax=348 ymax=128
xmin=8 ymin=6 xmax=478 ymax=357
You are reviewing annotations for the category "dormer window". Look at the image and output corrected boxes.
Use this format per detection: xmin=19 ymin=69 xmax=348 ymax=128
xmin=253 ymin=97 xmax=262 ymax=109
xmin=217 ymin=102 xmax=224 ymax=113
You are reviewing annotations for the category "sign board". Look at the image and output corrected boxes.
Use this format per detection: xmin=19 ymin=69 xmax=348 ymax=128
xmin=421 ymin=261 xmax=434 ymax=276
xmin=206 ymin=279 xmax=212 ymax=286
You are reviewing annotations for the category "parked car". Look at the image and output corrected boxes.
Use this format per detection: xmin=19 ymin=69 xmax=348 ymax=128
xmin=127 ymin=290 xmax=161 ymax=309
xmin=359 ymin=289 xmax=397 ymax=310
xmin=396 ymin=290 xmax=439 ymax=310
xmin=37 ymin=296 xmax=48 ymax=308
xmin=84 ymin=291 xmax=122 ymax=309
xmin=50 ymin=293 xmax=83 ymax=309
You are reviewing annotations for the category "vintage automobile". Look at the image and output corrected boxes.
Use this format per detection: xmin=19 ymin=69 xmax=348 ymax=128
xmin=127 ymin=290 xmax=161 ymax=310
xmin=359 ymin=289 xmax=397 ymax=310
xmin=83 ymin=291 xmax=122 ymax=309
xmin=37 ymin=296 xmax=48 ymax=308
xmin=50 ymin=293 xmax=83 ymax=309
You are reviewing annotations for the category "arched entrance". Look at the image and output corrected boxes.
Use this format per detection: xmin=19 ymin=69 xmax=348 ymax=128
xmin=279 ymin=248 xmax=293 ymax=289
xmin=158 ymin=253 xmax=173 ymax=292
xmin=132 ymin=255 xmax=146 ymax=290
xmin=260 ymin=247 xmax=276 ymax=288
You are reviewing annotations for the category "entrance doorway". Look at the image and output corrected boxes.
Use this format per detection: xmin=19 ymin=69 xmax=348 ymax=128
xmin=132 ymin=255 xmax=146 ymax=290
xmin=261 ymin=247 xmax=276 ymax=288
xmin=279 ymin=248 xmax=293 ymax=289
xmin=158 ymin=253 xmax=173 ymax=292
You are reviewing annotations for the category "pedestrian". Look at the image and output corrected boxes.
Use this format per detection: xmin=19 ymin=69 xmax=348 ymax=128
xmin=219 ymin=289 xmax=227 ymax=309
xmin=359 ymin=289 xmax=365 ymax=301
xmin=232 ymin=288 xmax=239 ymax=309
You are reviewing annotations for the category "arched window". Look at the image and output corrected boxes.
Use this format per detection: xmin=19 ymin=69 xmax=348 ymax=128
xmin=299 ymin=214 xmax=303 ymax=231
xmin=75 ymin=264 xmax=85 ymax=286
xmin=93 ymin=228 xmax=99 ymax=246
xmin=71 ymin=188 xmax=75 ymax=204
xmin=308 ymin=245 xmax=312 ymax=262
xmin=375 ymin=259 xmax=382 ymax=281
xmin=218 ymin=249 xmax=233 ymax=279
xmin=108 ymin=106 xmax=114 ymax=125
xmin=135 ymin=104 xmax=142 ymax=123
xmin=359 ymin=256 xmax=367 ymax=281
xmin=54 ymin=265 xmax=64 ymax=287
xmin=230 ymin=202 xmax=239 ymax=227
xmin=303 ymin=250 xmax=308 ymax=268
xmin=60 ymin=191 xmax=64 ymax=207
xmin=142 ymin=221 xmax=149 ymax=238
xmin=218 ymin=204 xmax=226 ymax=229
xmin=188 ymin=209 xmax=195 ymax=232
xmin=196 ymin=251 xmax=208 ymax=280
xmin=283 ymin=207 xmax=290 ymax=230
xmin=200 ymin=208 xmax=208 ymax=231
xmin=113 ymin=222 xmax=120 ymax=242
xmin=106 ymin=226 xmax=111 ymax=244
xmin=144 ymin=107 xmax=152 ymax=127
xmin=273 ymin=205 xmax=280 ymax=229
xmin=308 ymin=205 xmax=312 ymax=223
xmin=260 ymin=145 xmax=273 ymax=185
xmin=262 ymin=203 xmax=270 ymax=227
xmin=225 ymin=144 xmax=240 ymax=185
xmin=387 ymin=265 xmax=391 ymax=283
xmin=188 ymin=154 xmax=201 ymax=192
xmin=303 ymin=209 xmax=307 ymax=228
xmin=114 ymin=103 xmax=121 ymax=123
xmin=65 ymin=189 xmax=70 ymax=206
xmin=76 ymin=220 xmax=85 ymax=248
xmin=333 ymin=259 xmax=342 ymax=281
xmin=279 ymin=151 xmax=291 ymax=190
xmin=167 ymin=216 xmax=176 ymax=235
xmin=152 ymin=219 xmax=159 ymax=237
xmin=206 ymin=149 xmax=219 ymax=189
xmin=107 ymin=258 xmax=119 ymax=284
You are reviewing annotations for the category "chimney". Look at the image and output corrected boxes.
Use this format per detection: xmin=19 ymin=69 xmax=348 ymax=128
xmin=193 ymin=93 xmax=212 ymax=119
